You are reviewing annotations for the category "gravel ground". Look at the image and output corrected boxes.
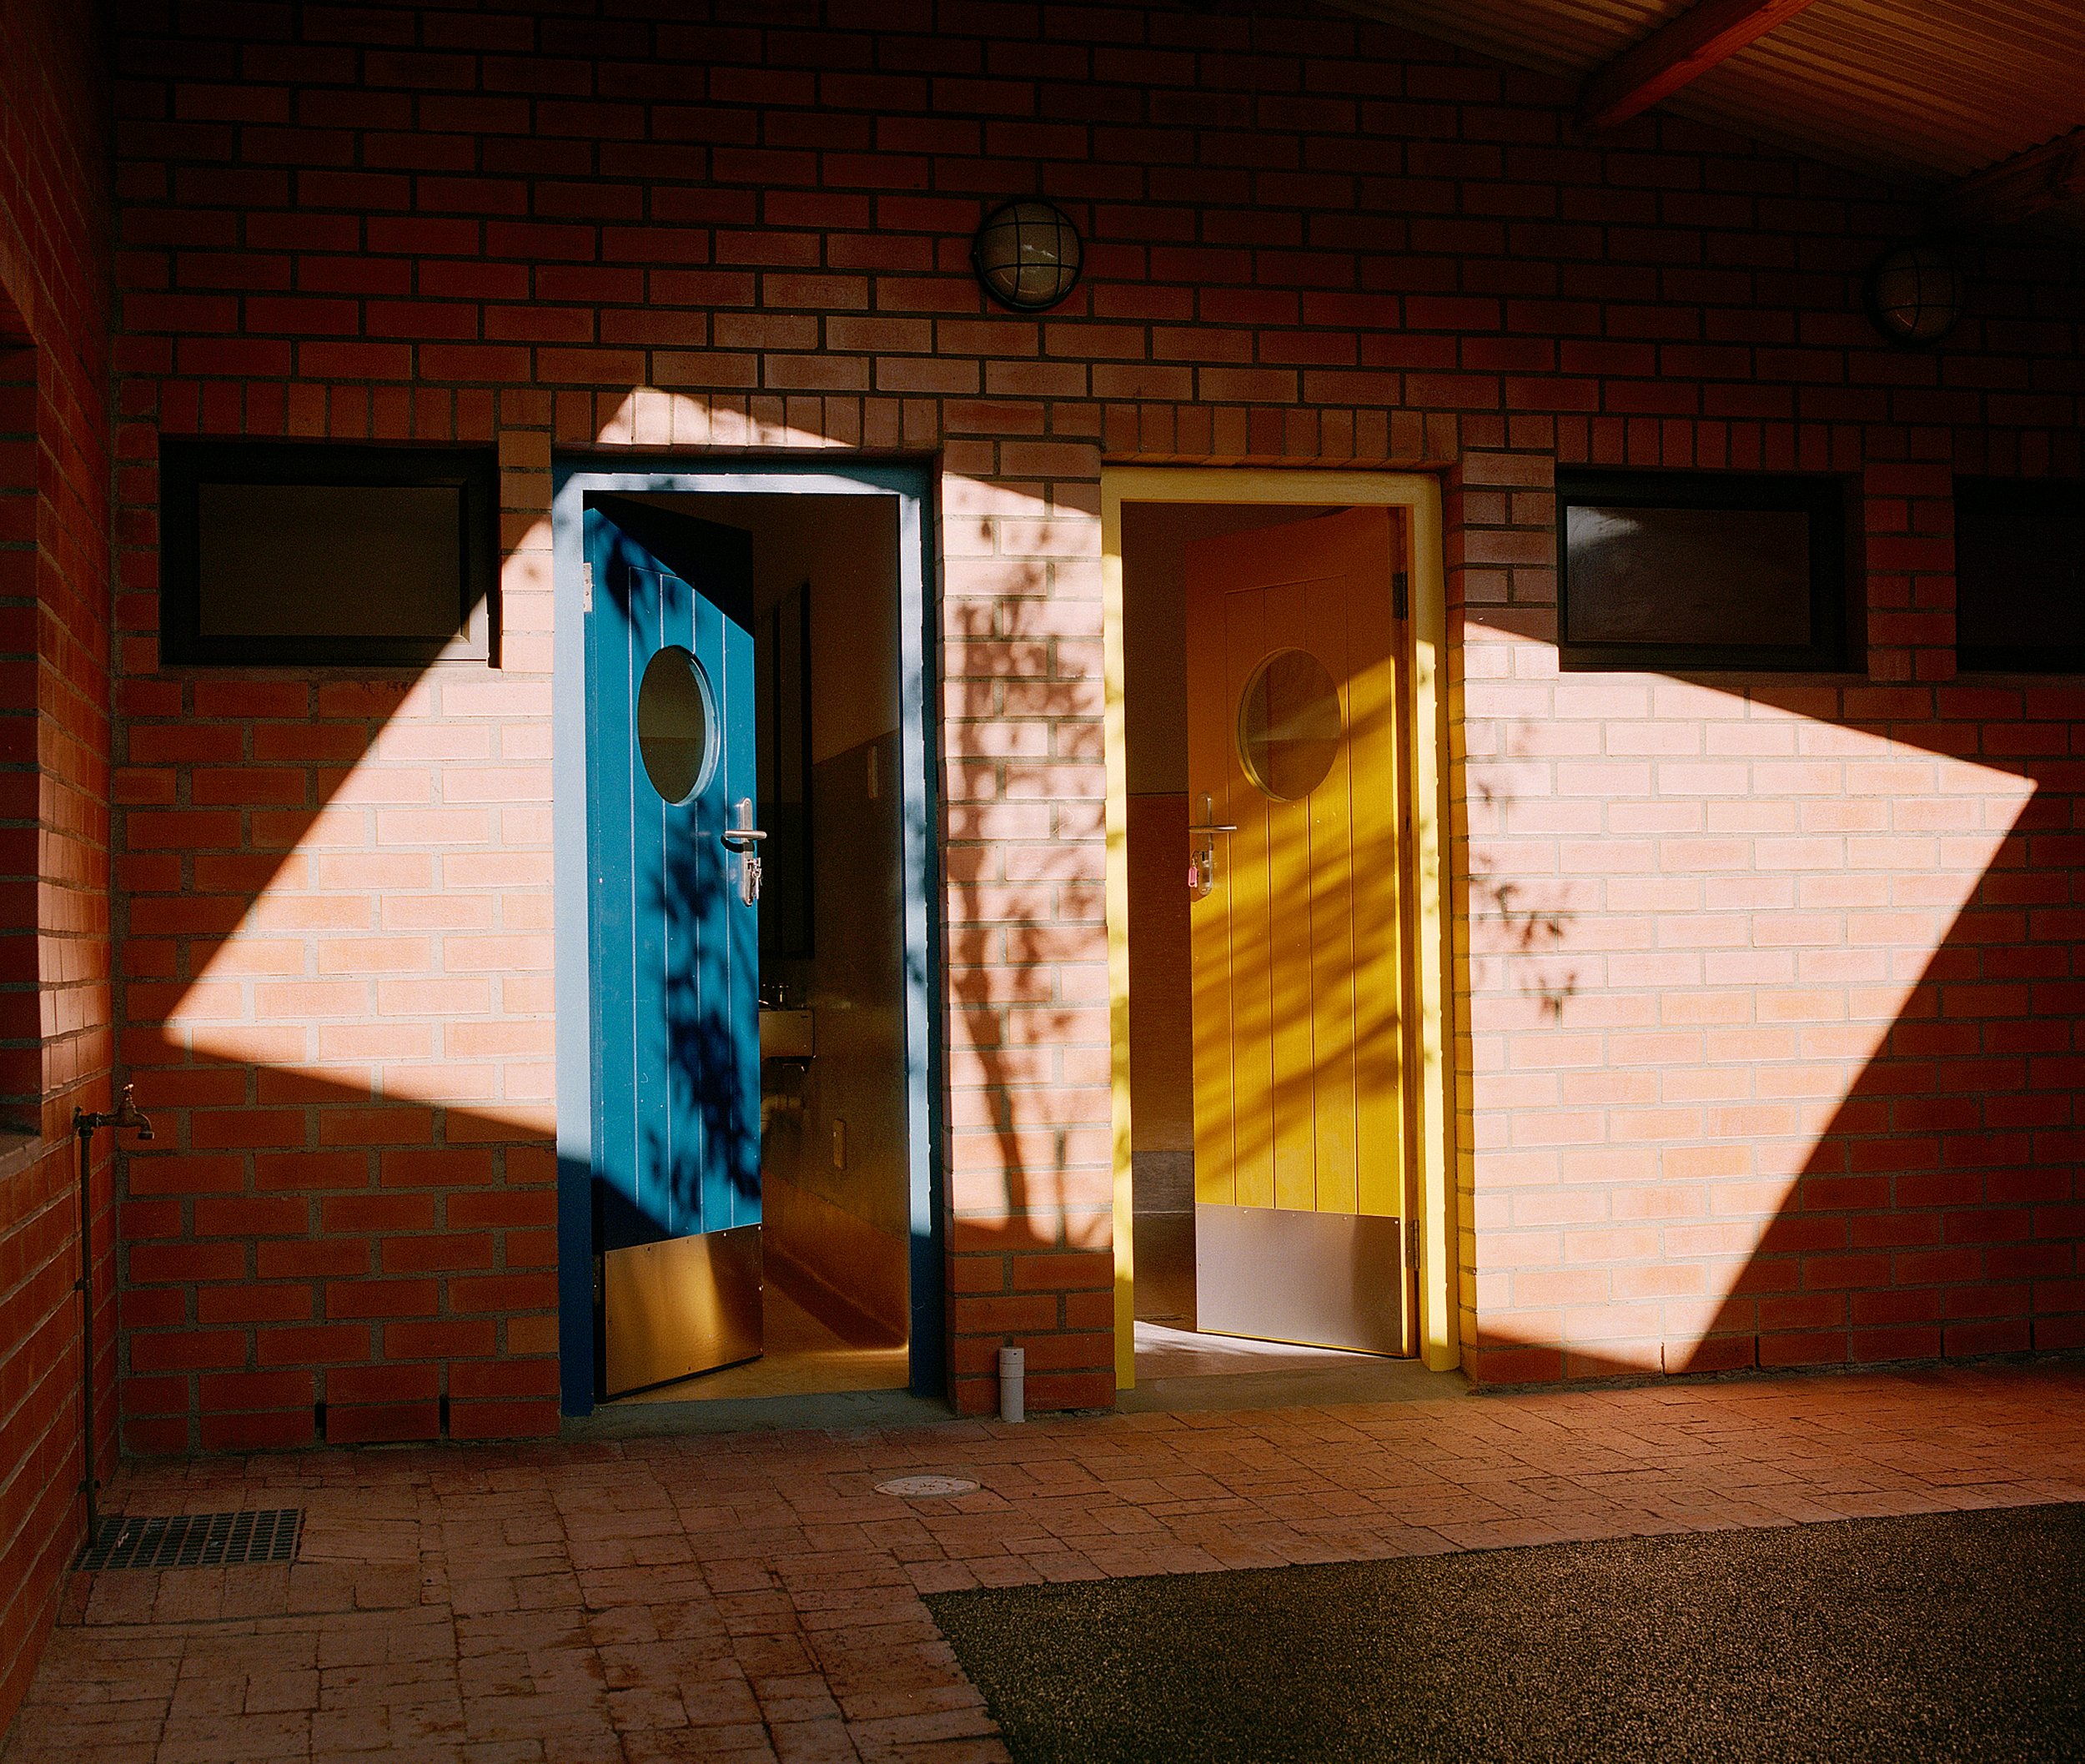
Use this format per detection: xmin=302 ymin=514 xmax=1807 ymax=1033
xmin=925 ymin=1502 xmax=2085 ymax=1763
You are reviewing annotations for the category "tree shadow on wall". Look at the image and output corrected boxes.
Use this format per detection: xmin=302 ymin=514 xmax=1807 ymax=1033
xmin=1465 ymin=725 xmax=1582 ymax=1023
xmin=938 ymin=553 xmax=1117 ymax=1412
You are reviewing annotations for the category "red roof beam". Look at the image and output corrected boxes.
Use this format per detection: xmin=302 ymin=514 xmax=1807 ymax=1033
xmin=1579 ymin=0 xmax=1826 ymax=133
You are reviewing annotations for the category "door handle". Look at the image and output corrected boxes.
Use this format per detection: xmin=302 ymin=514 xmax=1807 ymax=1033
xmin=719 ymin=797 xmax=767 ymax=847
xmin=721 ymin=797 xmax=765 ymax=904
xmin=1187 ymin=794 xmax=1237 ymax=901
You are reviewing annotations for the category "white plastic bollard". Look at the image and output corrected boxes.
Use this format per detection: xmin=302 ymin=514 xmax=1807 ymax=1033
xmin=998 ymin=1345 xmax=1025 ymax=1424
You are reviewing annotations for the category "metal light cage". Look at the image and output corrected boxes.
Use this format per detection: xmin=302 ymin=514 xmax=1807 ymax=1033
xmin=1867 ymin=241 xmax=1964 ymax=345
xmin=971 ymin=199 xmax=1084 ymax=313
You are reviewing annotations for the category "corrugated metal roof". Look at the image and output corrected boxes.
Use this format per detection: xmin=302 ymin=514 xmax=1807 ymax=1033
xmin=1337 ymin=0 xmax=1655 ymax=83
xmin=1332 ymin=0 xmax=2085 ymax=216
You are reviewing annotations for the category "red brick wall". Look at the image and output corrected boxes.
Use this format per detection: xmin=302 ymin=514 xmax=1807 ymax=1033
xmin=113 ymin=654 xmax=560 ymax=1451
xmin=103 ymin=0 xmax=2084 ymax=1421
xmin=0 ymin=0 xmax=113 ymax=1736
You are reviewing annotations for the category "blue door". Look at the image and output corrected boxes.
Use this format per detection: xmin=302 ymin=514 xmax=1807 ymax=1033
xmin=585 ymin=497 xmax=762 ymax=1397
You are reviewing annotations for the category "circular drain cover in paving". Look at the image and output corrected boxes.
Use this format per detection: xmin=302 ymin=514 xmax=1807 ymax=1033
xmin=876 ymin=1475 xmax=979 ymax=1498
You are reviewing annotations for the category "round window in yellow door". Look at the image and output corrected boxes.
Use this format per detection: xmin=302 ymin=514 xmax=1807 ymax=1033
xmin=1236 ymin=647 xmax=1342 ymax=801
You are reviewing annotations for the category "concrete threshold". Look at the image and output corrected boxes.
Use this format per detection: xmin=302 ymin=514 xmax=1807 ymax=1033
xmin=1119 ymin=1358 xmax=1471 ymax=1413
xmin=564 ymin=1386 xmax=958 ymax=1440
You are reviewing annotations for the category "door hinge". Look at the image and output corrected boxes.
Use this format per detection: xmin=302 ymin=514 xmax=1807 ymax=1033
xmin=1391 ymin=570 xmax=1409 ymax=621
xmin=581 ymin=561 xmax=594 ymax=613
xmin=1404 ymin=1215 xmax=1421 ymax=1272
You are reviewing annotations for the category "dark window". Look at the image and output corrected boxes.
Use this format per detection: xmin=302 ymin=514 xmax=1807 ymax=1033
xmin=1956 ymin=478 xmax=2085 ymax=672
xmin=1558 ymin=470 xmax=1849 ymax=671
xmin=159 ymin=440 xmax=496 ymax=666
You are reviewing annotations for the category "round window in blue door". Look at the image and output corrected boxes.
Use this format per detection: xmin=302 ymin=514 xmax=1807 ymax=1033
xmin=636 ymin=645 xmax=718 ymax=806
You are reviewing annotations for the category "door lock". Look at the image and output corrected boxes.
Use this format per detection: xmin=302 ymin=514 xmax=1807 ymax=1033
xmin=721 ymin=797 xmax=766 ymax=905
xmin=1186 ymin=792 xmax=1238 ymax=900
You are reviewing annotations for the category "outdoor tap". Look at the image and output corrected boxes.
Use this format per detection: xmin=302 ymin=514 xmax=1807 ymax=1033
xmin=74 ymin=1083 xmax=154 ymax=1141
xmin=117 ymin=1087 xmax=154 ymax=1142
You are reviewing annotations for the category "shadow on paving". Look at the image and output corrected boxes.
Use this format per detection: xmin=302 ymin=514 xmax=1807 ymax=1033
xmin=924 ymin=1503 xmax=2085 ymax=1763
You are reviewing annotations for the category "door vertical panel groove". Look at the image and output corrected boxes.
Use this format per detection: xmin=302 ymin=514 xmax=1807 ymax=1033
xmin=1266 ymin=576 xmax=1314 ymax=1216
xmin=1186 ymin=565 xmax=1230 ymax=1210
xmin=1352 ymin=516 xmax=1404 ymax=1229
xmin=1228 ymin=588 xmax=1274 ymax=1213
xmin=1306 ymin=571 xmax=1359 ymax=1219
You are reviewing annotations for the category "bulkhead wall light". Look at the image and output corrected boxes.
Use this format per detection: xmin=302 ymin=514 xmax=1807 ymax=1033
xmin=1866 ymin=240 xmax=1964 ymax=344
xmin=971 ymin=199 xmax=1083 ymax=312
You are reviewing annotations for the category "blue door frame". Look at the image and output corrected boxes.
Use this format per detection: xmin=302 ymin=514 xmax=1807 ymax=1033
xmin=552 ymin=460 xmax=944 ymax=1415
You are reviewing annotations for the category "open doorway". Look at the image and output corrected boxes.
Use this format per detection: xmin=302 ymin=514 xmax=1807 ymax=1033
xmin=551 ymin=465 xmax=942 ymax=1418
xmin=620 ymin=491 xmax=909 ymax=1403
xmin=1111 ymin=478 xmax=1454 ymax=1391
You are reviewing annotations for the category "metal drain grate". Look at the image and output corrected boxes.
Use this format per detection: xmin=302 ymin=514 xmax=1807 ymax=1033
xmin=78 ymin=1508 xmax=304 ymax=1571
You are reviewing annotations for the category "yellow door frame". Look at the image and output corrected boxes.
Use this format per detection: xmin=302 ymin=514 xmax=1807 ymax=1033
xmin=1101 ymin=467 xmax=1457 ymax=1387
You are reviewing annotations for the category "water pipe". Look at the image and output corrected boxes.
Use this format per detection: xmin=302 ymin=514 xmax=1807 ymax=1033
xmin=72 ymin=1084 xmax=153 ymax=1539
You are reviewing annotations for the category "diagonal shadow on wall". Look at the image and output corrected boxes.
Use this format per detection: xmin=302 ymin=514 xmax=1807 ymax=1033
xmin=116 ymin=556 xmax=561 ymax=1452
xmin=1461 ymin=681 xmax=2084 ymax=1385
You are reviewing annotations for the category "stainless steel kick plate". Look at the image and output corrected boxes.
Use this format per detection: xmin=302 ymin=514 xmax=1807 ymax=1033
xmin=1193 ymin=1203 xmax=1409 ymax=1356
xmin=600 ymin=1222 xmax=763 ymax=1398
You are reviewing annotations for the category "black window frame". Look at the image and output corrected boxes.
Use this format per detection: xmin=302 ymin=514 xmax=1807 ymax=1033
xmin=1954 ymin=475 xmax=2085 ymax=674
xmin=1557 ymin=468 xmax=1851 ymax=674
xmin=158 ymin=437 xmax=498 ymax=667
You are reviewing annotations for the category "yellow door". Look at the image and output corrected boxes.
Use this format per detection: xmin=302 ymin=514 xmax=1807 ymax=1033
xmin=1185 ymin=505 xmax=1411 ymax=1354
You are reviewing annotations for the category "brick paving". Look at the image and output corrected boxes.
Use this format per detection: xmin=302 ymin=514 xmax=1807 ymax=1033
xmin=6 ymin=1361 xmax=2083 ymax=1763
